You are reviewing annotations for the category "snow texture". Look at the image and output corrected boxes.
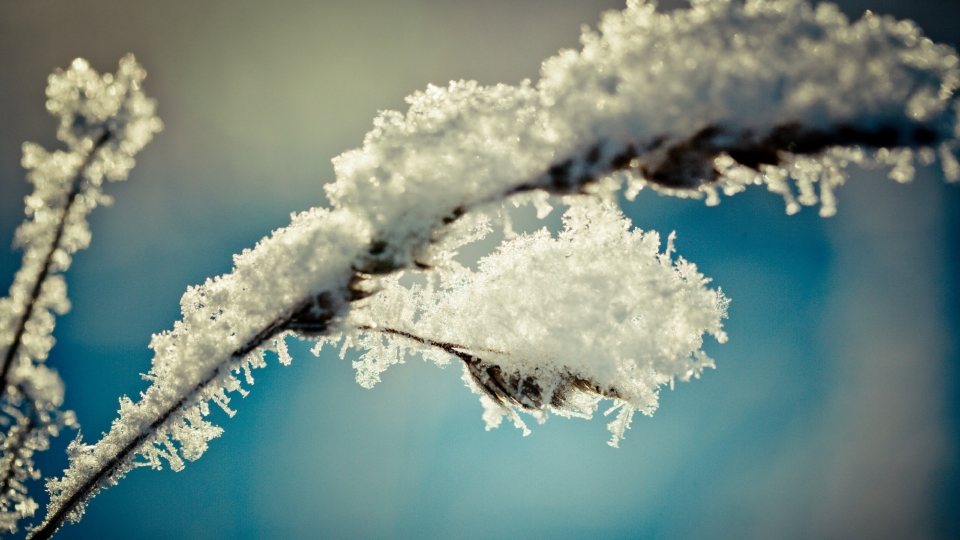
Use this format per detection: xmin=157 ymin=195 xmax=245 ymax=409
xmin=326 ymin=199 xmax=728 ymax=446
xmin=326 ymin=0 xmax=960 ymax=268
xmin=0 ymin=55 xmax=161 ymax=533
xmin=34 ymin=1 xmax=960 ymax=536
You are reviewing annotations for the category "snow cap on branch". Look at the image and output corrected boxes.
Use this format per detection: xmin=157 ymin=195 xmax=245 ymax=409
xmin=327 ymin=0 xmax=959 ymax=269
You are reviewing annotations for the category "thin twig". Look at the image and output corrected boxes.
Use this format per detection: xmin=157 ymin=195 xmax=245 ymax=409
xmin=0 ymin=131 xmax=112 ymax=397
xmin=357 ymin=325 xmax=536 ymax=407
xmin=362 ymin=325 xmax=623 ymax=409
xmin=28 ymin=306 xmax=296 ymax=540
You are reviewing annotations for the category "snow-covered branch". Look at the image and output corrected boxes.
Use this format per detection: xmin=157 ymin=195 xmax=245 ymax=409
xmin=0 ymin=55 xmax=160 ymax=534
xmin=29 ymin=0 xmax=960 ymax=538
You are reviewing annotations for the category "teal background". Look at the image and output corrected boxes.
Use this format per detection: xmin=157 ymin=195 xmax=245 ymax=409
xmin=1 ymin=1 xmax=958 ymax=538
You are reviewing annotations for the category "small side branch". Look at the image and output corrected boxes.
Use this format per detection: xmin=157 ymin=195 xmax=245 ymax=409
xmin=0 ymin=131 xmax=111 ymax=397
xmin=360 ymin=326 xmax=620 ymax=411
xmin=0 ymin=388 xmax=37 ymax=503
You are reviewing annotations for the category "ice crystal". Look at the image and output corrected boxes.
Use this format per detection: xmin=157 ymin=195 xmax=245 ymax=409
xmin=45 ymin=56 xmax=163 ymax=176
xmin=328 ymin=200 xmax=728 ymax=446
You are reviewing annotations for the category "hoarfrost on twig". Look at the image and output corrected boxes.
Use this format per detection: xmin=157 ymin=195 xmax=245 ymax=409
xmin=30 ymin=1 xmax=960 ymax=538
xmin=0 ymin=55 xmax=161 ymax=534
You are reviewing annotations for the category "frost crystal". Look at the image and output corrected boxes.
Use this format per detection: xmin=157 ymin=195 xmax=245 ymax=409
xmin=331 ymin=200 xmax=728 ymax=446
xmin=0 ymin=56 xmax=160 ymax=534
xmin=44 ymin=55 xmax=163 ymax=183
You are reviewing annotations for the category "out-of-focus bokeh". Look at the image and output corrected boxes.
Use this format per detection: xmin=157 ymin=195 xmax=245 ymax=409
xmin=1 ymin=1 xmax=957 ymax=538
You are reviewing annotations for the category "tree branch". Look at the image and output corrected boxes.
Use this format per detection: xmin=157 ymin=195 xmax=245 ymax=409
xmin=30 ymin=1 xmax=960 ymax=533
xmin=29 ymin=112 xmax=956 ymax=538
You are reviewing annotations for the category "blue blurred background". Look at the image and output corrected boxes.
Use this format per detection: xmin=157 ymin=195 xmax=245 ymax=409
xmin=1 ymin=1 xmax=958 ymax=538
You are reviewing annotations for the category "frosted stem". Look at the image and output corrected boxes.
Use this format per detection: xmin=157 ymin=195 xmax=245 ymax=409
xmin=0 ymin=389 xmax=36 ymax=498
xmin=28 ymin=314 xmax=287 ymax=540
xmin=0 ymin=131 xmax=111 ymax=396
xmin=510 ymin=120 xmax=944 ymax=195
xmin=30 ymin=288 xmax=342 ymax=540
